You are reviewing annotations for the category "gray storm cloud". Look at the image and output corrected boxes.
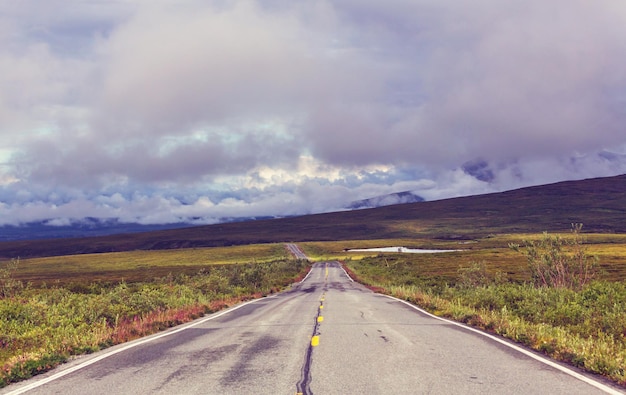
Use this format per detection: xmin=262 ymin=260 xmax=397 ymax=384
xmin=306 ymin=0 xmax=626 ymax=166
xmin=1 ymin=0 xmax=625 ymax=226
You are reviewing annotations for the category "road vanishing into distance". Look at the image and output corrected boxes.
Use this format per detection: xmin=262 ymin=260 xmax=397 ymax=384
xmin=286 ymin=243 xmax=309 ymax=260
xmin=4 ymin=249 xmax=622 ymax=394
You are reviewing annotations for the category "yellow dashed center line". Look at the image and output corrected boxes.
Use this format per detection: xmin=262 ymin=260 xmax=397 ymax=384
xmin=296 ymin=265 xmax=329 ymax=394
xmin=311 ymin=290 xmax=326 ymax=346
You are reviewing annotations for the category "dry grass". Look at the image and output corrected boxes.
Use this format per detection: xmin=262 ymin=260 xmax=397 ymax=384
xmin=13 ymin=243 xmax=289 ymax=285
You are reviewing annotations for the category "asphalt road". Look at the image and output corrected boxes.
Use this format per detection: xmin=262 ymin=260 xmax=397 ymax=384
xmin=286 ymin=243 xmax=309 ymax=260
xmin=3 ymin=262 xmax=622 ymax=395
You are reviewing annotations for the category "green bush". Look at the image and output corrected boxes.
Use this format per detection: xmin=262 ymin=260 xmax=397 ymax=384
xmin=457 ymin=261 xmax=490 ymax=288
xmin=510 ymin=224 xmax=598 ymax=289
xmin=0 ymin=259 xmax=23 ymax=298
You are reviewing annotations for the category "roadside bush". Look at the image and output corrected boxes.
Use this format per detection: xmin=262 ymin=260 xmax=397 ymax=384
xmin=0 ymin=259 xmax=23 ymax=298
xmin=510 ymin=224 xmax=598 ymax=290
xmin=457 ymin=261 xmax=490 ymax=288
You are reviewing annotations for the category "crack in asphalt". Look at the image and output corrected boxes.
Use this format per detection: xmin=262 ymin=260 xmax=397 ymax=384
xmin=296 ymin=263 xmax=328 ymax=395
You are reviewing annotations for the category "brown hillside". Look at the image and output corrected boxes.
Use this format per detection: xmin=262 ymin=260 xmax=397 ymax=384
xmin=1 ymin=174 xmax=625 ymax=258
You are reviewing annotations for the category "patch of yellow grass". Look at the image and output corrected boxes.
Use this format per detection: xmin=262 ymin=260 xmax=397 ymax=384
xmin=18 ymin=243 xmax=288 ymax=276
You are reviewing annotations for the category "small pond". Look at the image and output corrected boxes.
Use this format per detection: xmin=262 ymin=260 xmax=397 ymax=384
xmin=346 ymin=247 xmax=460 ymax=254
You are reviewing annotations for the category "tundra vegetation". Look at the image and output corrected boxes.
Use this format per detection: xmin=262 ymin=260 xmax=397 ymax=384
xmin=339 ymin=227 xmax=626 ymax=387
xmin=0 ymin=246 xmax=310 ymax=388
xmin=2 ymin=229 xmax=626 ymax=389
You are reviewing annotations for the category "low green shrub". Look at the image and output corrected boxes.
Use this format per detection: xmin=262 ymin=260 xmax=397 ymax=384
xmin=510 ymin=224 xmax=599 ymax=289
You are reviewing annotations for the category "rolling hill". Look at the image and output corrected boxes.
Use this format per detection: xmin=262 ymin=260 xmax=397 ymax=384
xmin=1 ymin=174 xmax=625 ymax=259
xmin=347 ymin=190 xmax=425 ymax=209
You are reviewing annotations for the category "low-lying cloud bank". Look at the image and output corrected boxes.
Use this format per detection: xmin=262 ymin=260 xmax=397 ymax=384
xmin=2 ymin=150 xmax=625 ymax=227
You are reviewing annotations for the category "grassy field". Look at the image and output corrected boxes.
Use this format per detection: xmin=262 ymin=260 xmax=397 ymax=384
xmin=11 ymin=243 xmax=289 ymax=285
xmin=2 ymin=232 xmax=626 ymax=388
xmin=300 ymin=233 xmax=626 ymax=283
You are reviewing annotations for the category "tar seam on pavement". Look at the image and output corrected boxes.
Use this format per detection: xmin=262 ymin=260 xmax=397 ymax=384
xmin=295 ymin=263 xmax=328 ymax=395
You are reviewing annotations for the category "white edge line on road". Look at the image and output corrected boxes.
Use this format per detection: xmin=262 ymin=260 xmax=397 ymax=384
xmin=339 ymin=264 xmax=354 ymax=282
xmin=382 ymin=294 xmax=624 ymax=395
xmin=5 ymin=295 xmax=277 ymax=395
xmin=299 ymin=265 xmax=313 ymax=283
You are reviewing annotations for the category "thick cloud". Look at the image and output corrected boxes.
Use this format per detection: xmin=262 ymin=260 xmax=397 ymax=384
xmin=305 ymin=0 xmax=626 ymax=166
xmin=1 ymin=0 xmax=625 ymax=226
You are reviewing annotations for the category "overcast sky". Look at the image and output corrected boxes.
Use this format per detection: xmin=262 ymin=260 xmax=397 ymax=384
xmin=1 ymin=0 xmax=626 ymax=226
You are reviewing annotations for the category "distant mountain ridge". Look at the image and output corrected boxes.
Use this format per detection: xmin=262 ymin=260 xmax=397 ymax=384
xmin=1 ymin=174 xmax=625 ymax=258
xmin=0 ymin=192 xmax=425 ymax=241
xmin=348 ymin=191 xmax=425 ymax=209
xmin=0 ymin=216 xmax=277 ymax=242
xmin=0 ymin=220 xmax=192 ymax=242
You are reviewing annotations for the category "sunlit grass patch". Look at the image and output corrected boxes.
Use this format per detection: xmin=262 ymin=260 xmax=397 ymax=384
xmin=14 ymin=243 xmax=289 ymax=285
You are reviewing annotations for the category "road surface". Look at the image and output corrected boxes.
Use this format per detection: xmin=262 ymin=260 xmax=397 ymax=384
xmin=286 ymin=243 xmax=309 ymax=260
xmin=3 ymin=262 xmax=621 ymax=395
